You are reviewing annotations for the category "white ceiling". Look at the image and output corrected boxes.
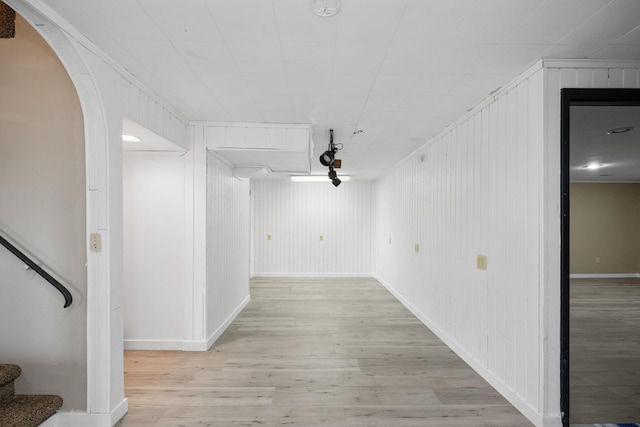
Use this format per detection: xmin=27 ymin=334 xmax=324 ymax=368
xmin=37 ymin=0 xmax=640 ymax=179
xmin=571 ymin=105 xmax=640 ymax=182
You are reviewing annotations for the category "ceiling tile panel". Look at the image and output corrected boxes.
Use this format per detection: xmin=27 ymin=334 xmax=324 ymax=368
xmin=613 ymin=23 xmax=640 ymax=45
xmin=292 ymin=97 xmax=329 ymax=124
xmin=454 ymin=0 xmax=543 ymax=44
xmin=335 ymin=0 xmax=409 ymax=44
xmin=288 ymin=74 xmax=331 ymax=97
xmin=589 ymin=44 xmax=640 ymax=60
xmin=241 ymin=73 xmax=291 ymax=98
xmin=558 ymin=0 xmax=640 ymax=46
xmin=173 ymin=41 xmax=238 ymax=73
xmin=329 ymin=74 xmax=377 ymax=98
xmin=472 ymin=43 xmax=549 ymax=75
xmin=138 ymin=0 xmax=224 ymax=42
xmin=204 ymin=0 xmax=280 ymax=43
xmin=198 ymin=73 xmax=252 ymax=103
xmin=281 ymin=43 xmax=334 ymax=74
xmin=227 ymin=43 xmax=285 ymax=73
xmin=272 ymin=0 xmax=338 ymax=44
xmin=380 ymin=43 xmax=495 ymax=75
xmin=68 ymin=0 xmax=165 ymax=40
xmin=120 ymin=40 xmax=192 ymax=74
xmin=506 ymin=0 xmax=610 ymax=44
xmin=393 ymin=0 xmax=474 ymax=44
xmin=332 ymin=44 xmax=389 ymax=74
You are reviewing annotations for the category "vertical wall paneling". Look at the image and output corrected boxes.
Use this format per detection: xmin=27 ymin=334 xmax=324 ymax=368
xmin=206 ymin=153 xmax=250 ymax=347
xmin=251 ymin=181 xmax=375 ymax=276
xmin=375 ymin=65 xmax=546 ymax=425
xmin=375 ymin=60 xmax=640 ymax=427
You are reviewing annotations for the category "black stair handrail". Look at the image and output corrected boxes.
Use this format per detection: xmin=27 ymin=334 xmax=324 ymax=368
xmin=0 ymin=234 xmax=73 ymax=308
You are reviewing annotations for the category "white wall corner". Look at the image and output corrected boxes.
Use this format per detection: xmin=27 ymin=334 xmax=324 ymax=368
xmin=205 ymin=295 xmax=251 ymax=350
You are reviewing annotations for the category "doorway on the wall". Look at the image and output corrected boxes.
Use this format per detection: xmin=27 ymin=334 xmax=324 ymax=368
xmin=561 ymin=89 xmax=640 ymax=427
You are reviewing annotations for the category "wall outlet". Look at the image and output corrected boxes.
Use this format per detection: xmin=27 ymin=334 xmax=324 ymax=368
xmin=477 ymin=254 xmax=487 ymax=270
xmin=414 ymin=243 xmax=420 ymax=253
xmin=595 ymin=257 xmax=600 ymax=263
xmin=89 ymin=232 xmax=102 ymax=252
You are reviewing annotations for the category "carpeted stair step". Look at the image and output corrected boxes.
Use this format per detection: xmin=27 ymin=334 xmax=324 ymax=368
xmin=0 ymin=394 xmax=63 ymax=427
xmin=0 ymin=364 xmax=21 ymax=405
xmin=0 ymin=364 xmax=63 ymax=426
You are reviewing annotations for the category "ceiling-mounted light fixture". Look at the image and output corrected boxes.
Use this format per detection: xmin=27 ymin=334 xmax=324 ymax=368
xmin=583 ymin=162 xmax=604 ymax=170
xmin=318 ymin=129 xmax=346 ymax=187
xmin=0 ymin=2 xmax=16 ymax=39
xmin=319 ymin=148 xmax=335 ymax=167
xmin=311 ymin=0 xmax=341 ymax=17
xmin=328 ymin=166 xmax=341 ymax=187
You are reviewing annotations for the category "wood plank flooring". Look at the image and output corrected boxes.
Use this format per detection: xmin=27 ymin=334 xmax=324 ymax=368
xmin=570 ymin=277 xmax=640 ymax=424
xmin=116 ymin=277 xmax=533 ymax=426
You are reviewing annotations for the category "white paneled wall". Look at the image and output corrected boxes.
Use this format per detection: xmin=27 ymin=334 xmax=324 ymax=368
xmin=251 ymin=181 xmax=375 ymax=276
xmin=123 ymin=154 xmax=186 ymax=349
xmin=206 ymin=153 xmax=251 ymax=345
xmin=375 ymin=65 xmax=545 ymax=425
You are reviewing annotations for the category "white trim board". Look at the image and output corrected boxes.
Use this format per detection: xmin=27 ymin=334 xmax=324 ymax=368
xmin=41 ymin=398 xmax=128 ymax=427
xmin=251 ymin=273 xmax=374 ymax=278
xmin=570 ymin=273 xmax=640 ymax=279
xmin=124 ymin=296 xmax=251 ymax=352
xmin=123 ymin=340 xmax=184 ymax=351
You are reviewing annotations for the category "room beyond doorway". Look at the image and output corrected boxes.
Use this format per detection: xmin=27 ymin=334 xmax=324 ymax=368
xmin=561 ymin=89 xmax=640 ymax=426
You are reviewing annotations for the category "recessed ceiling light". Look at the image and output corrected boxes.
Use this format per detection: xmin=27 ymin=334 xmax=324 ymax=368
xmin=122 ymin=134 xmax=140 ymax=142
xmin=606 ymin=126 xmax=634 ymax=135
xmin=584 ymin=162 xmax=604 ymax=170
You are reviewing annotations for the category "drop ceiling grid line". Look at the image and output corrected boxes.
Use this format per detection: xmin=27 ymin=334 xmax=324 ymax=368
xmin=318 ymin=2 xmax=342 ymax=132
xmin=136 ymin=0 xmax=234 ymax=121
xmin=199 ymin=0 xmax=262 ymax=122
xmin=553 ymin=0 xmax=619 ymax=49
xmin=269 ymin=0 xmax=297 ymax=125
xmin=347 ymin=1 xmax=410 ymax=143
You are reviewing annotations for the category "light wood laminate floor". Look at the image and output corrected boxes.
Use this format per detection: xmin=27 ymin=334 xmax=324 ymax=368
xmin=116 ymin=277 xmax=533 ymax=426
xmin=570 ymin=277 xmax=640 ymax=424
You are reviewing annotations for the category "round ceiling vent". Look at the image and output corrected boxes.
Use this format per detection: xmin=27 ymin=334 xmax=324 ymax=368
xmin=311 ymin=0 xmax=341 ymax=17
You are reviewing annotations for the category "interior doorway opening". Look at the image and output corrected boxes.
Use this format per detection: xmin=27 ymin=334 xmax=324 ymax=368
xmin=561 ymin=89 xmax=640 ymax=426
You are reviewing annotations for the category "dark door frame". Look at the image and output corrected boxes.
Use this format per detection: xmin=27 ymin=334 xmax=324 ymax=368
xmin=560 ymin=88 xmax=640 ymax=427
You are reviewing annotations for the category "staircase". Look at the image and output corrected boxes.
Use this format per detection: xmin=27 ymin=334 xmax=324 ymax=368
xmin=0 ymin=364 xmax=62 ymax=427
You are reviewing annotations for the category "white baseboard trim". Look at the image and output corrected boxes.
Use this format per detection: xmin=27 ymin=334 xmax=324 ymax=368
xmin=123 ymin=296 xmax=250 ymax=352
xmin=372 ymin=273 xmax=548 ymax=427
xmin=570 ymin=273 xmax=640 ymax=279
xmin=205 ymin=294 xmax=251 ymax=350
xmin=124 ymin=339 xmax=183 ymax=350
xmin=41 ymin=398 xmax=128 ymax=427
xmin=182 ymin=340 xmax=209 ymax=351
xmin=251 ymin=273 xmax=373 ymax=278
